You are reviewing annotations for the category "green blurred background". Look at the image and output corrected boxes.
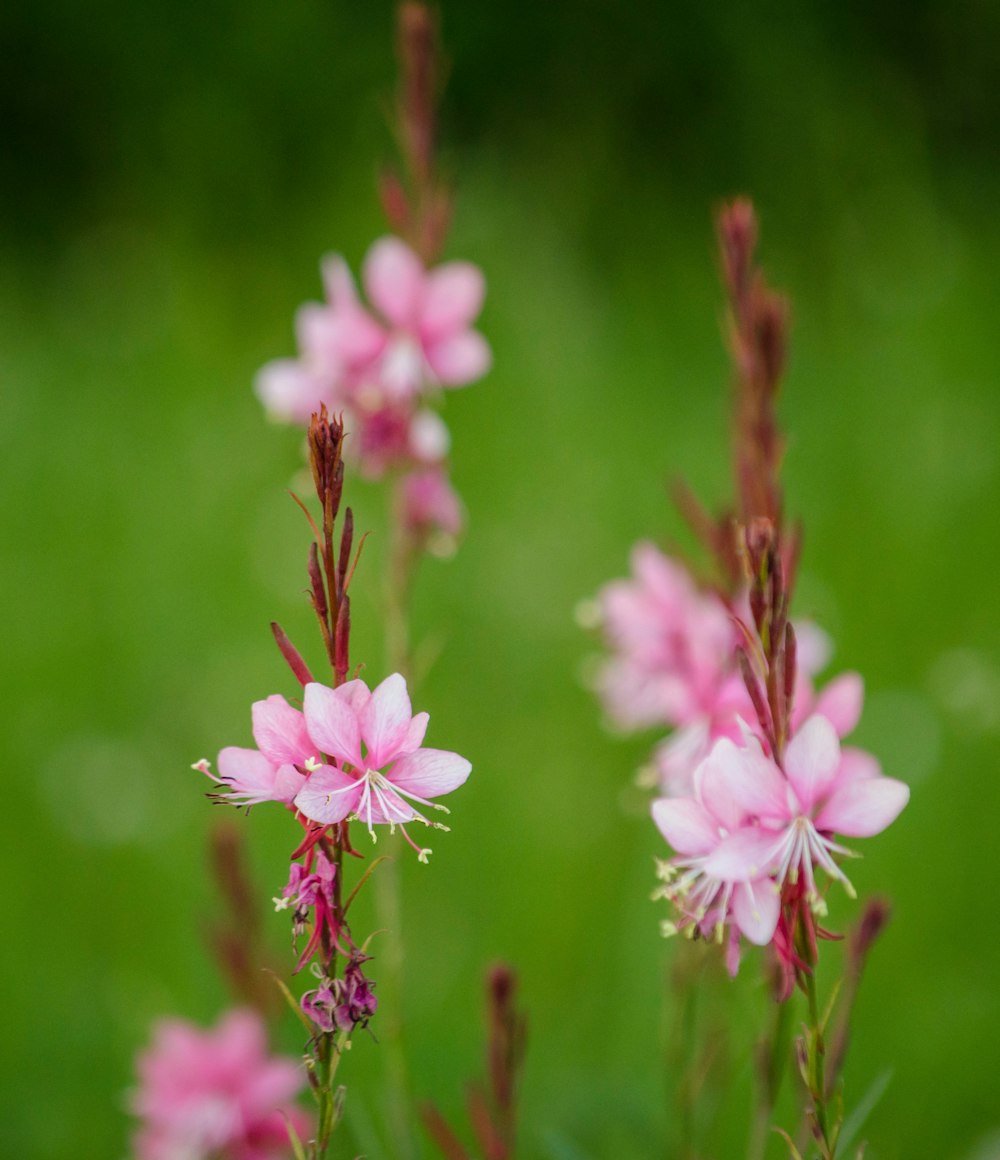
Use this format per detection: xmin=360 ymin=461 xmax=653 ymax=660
xmin=3 ymin=1 xmax=999 ymax=1156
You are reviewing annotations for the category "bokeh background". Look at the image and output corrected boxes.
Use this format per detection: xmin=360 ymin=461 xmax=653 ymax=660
xmin=3 ymin=1 xmax=999 ymax=1157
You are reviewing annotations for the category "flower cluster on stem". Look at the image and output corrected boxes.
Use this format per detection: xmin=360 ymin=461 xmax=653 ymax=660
xmin=586 ymin=199 xmax=909 ymax=1156
xmin=194 ymin=409 xmax=470 ymax=1156
xmin=255 ymin=3 xmax=487 ymax=554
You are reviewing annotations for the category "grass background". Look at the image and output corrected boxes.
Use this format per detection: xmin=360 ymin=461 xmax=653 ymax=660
xmin=2 ymin=1 xmax=999 ymax=1156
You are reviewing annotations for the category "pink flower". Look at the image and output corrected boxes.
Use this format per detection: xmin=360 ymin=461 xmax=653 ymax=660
xmin=652 ymin=740 xmax=782 ymax=969
xmin=399 ymin=465 xmax=464 ymax=539
xmin=293 ymin=673 xmax=471 ymax=861
xmin=595 ymin=542 xmax=739 ymax=731
xmin=310 ymin=237 xmax=491 ymax=404
xmin=131 ymin=1009 xmax=309 ymax=1160
xmin=199 ymin=676 xmax=470 ymax=860
xmin=257 ymin=237 xmax=490 ymax=427
xmin=703 ymin=716 xmax=909 ymax=904
xmin=198 ymin=695 xmax=316 ymax=807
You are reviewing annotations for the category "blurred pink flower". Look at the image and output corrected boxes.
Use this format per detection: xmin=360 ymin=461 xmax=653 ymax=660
xmin=293 ymin=673 xmax=471 ymax=860
xmin=399 ymin=464 xmax=464 ymax=539
xmin=255 ymin=236 xmax=490 ymax=428
xmin=595 ymin=542 xmax=739 ymax=731
xmin=131 ymin=1009 xmax=309 ymax=1160
xmin=313 ymin=237 xmax=490 ymax=403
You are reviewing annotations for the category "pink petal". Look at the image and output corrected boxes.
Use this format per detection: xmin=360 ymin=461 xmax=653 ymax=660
xmin=836 ymin=746 xmax=882 ymax=785
xmin=703 ymin=827 xmax=782 ymax=882
xmin=329 ymin=308 xmax=387 ymax=371
xmin=419 ymin=261 xmax=486 ymax=343
xmin=784 ymin=715 xmax=841 ymax=813
xmin=814 ymin=776 xmax=909 ymax=838
xmin=216 ymin=747 xmax=280 ymax=804
xmin=363 ymin=236 xmax=426 ymax=328
xmin=694 ymin=739 xmax=749 ymax=832
xmin=653 ymin=719 xmax=710 ymax=798
xmin=732 ymin=879 xmax=780 ymax=945
xmin=651 ymin=796 xmax=719 ymax=857
xmin=425 ymin=330 xmax=492 ymax=386
xmin=336 ymin=678 xmax=372 ymax=715
xmin=698 ymin=736 xmax=787 ymax=827
xmin=303 ymin=683 xmax=363 ymax=767
xmin=252 ymin=696 xmax=312 ymax=767
xmin=388 ymin=748 xmax=471 ymax=798
xmin=254 ymin=359 xmax=333 ymax=425
xmin=321 ymin=253 xmax=359 ymax=308
xmin=400 ymin=711 xmax=429 ymax=754
xmin=294 ymin=766 xmax=362 ymax=825
xmin=408 ymin=409 xmax=451 ymax=463
xmin=793 ymin=620 xmax=833 ymax=675
xmin=360 ymin=673 xmax=412 ymax=768
xmin=273 ymin=764 xmax=307 ymax=804
xmin=814 ymin=672 xmax=864 ymax=737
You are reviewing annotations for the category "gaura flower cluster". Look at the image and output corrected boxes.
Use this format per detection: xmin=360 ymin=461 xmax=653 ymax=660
xmin=199 ymin=672 xmax=472 ymax=864
xmin=130 ymin=1009 xmax=310 ymax=1160
xmin=256 ymin=235 xmax=489 ymax=540
xmin=586 ymin=200 xmax=911 ymax=983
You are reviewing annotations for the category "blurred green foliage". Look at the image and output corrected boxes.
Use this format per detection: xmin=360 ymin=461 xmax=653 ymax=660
xmin=2 ymin=1 xmax=999 ymax=1157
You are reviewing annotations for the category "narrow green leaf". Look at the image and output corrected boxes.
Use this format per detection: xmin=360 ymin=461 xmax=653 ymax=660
xmin=344 ymin=855 xmax=390 ymax=914
xmin=772 ymin=1126 xmax=806 ymax=1160
xmin=838 ymin=1068 xmax=893 ymax=1156
xmin=263 ymin=968 xmax=314 ymax=1034
xmin=280 ymin=1111 xmax=309 ymax=1160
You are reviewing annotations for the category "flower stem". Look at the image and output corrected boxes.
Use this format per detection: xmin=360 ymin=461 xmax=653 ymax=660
xmin=376 ymin=477 xmax=421 ymax=1160
xmin=749 ymin=979 xmax=793 ymax=1160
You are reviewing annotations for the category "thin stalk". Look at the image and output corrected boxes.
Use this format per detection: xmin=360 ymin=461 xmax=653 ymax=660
xmin=376 ymin=476 xmax=421 ymax=1160
xmin=749 ymin=988 xmax=793 ymax=1160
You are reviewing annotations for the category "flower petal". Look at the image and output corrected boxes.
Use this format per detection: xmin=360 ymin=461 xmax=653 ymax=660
xmin=252 ymin=696 xmax=312 ymax=767
xmin=651 ymin=796 xmax=719 ymax=857
xmin=360 ymin=673 xmax=412 ymax=768
xmin=304 ymin=683 xmax=363 ymax=767
xmin=813 ymin=672 xmax=864 ymax=737
xmin=273 ymin=764 xmax=307 ymax=804
xmin=703 ymin=827 xmax=782 ymax=882
xmin=814 ymin=776 xmax=909 ymax=838
xmin=419 ymin=261 xmax=486 ymax=343
xmin=698 ymin=736 xmax=787 ymax=826
xmin=254 ymin=359 xmax=333 ymax=425
xmin=425 ymin=330 xmax=492 ymax=386
xmin=836 ymin=746 xmax=882 ymax=785
xmin=216 ymin=747 xmax=280 ymax=804
xmin=732 ymin=879 xmax=780 ymax=945
xmin=294 ymin=766 xmax=362 ymax=825
xmin=388 ymin=748 xmax=471 ymax=798
xmin=785 ymin=715 xmax=841 ymax=813
xmin=400 ymin=711 xmax=429 ymax=754
xmin=363 ymin=237 xmax=426 ymax=328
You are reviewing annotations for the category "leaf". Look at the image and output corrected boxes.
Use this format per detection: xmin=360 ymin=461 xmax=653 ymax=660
xmin=262 ymin=968 xmax=314 ymax=1035
xmin=344 ymin=855 xmax=391 ymax=914
xmin=279 ymin=1111 xmax=308 ymax=1160
xmin=837 ymin=1068 xmax=893 ymax=1156
xmin=771 ymin=1127 xmax=806 ymax=1160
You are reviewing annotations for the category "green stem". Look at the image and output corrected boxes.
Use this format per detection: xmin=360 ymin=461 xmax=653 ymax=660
xmin=801 ymin=966 xmax=834 ymax=1159
xmin=376 ymin=477 xmax=421 ymax=1160
xmin=749 ymin=987 xmax=792 ymax=1160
